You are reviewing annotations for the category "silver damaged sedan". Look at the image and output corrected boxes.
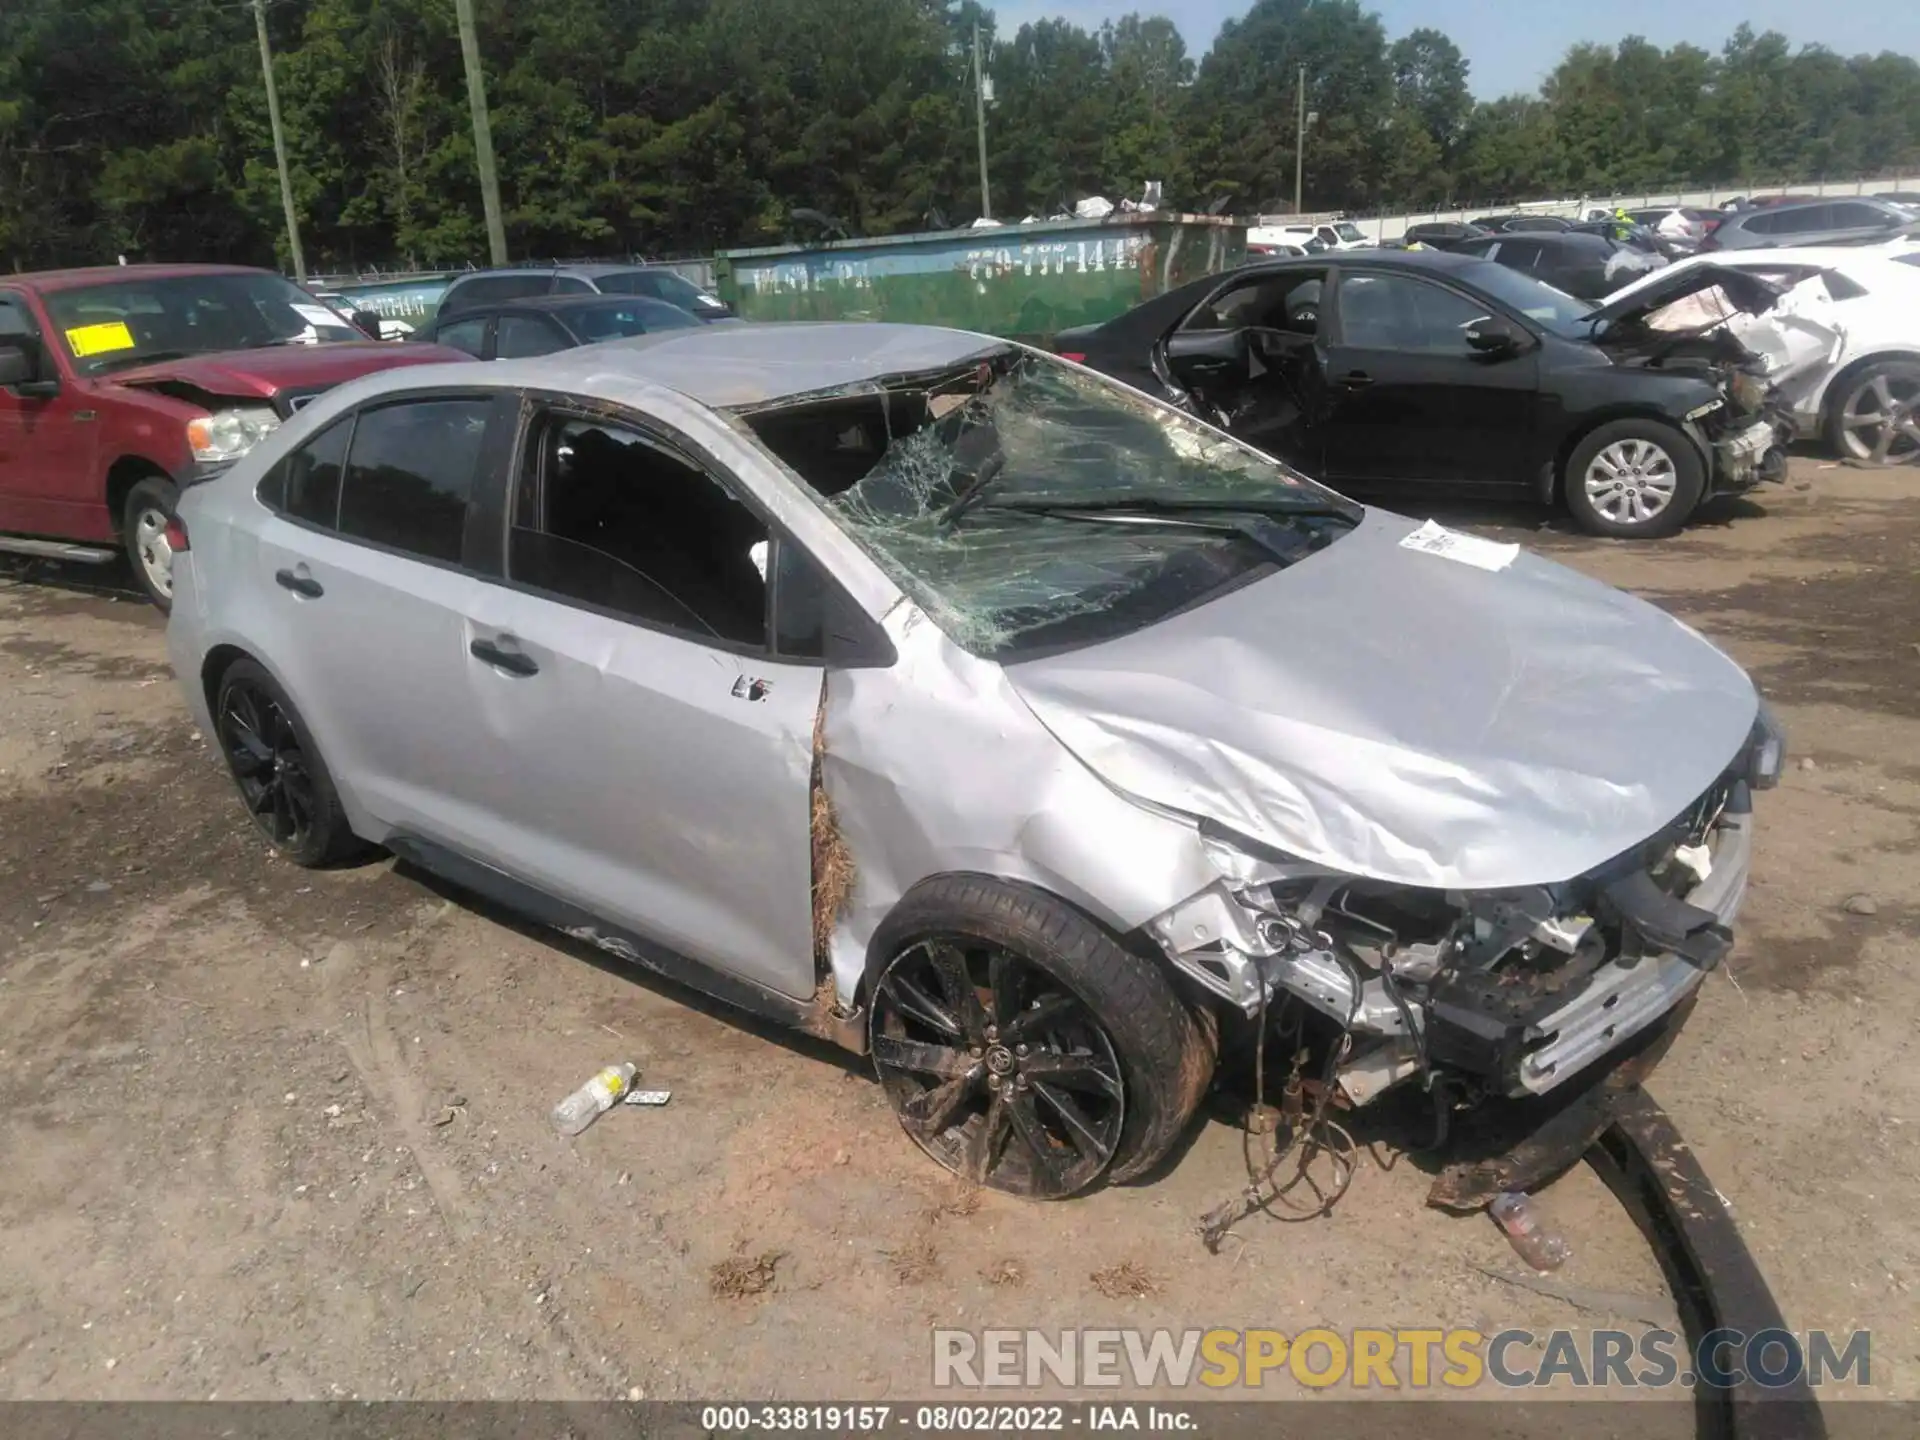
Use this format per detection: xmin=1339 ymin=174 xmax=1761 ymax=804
xmin=167 ymin=324 xmax=1785 ymax=1199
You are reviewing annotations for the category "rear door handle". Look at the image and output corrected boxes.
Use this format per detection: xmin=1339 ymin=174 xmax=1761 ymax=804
xmin=1339 ymin=370 xmax=1375 ymax=388
xmin=274 ymin=568 xmax=323 ymax=598
xmin=469 ymin=639 xmax=539 ymax=677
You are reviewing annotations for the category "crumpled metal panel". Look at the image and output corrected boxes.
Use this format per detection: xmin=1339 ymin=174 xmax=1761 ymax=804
xmin=816 ymin=611 xmax=1219 ymax=1008
xmin=1004 ymin=509 xmax=1759 ymax=890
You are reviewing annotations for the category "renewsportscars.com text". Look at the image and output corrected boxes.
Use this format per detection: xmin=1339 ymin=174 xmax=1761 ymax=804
xmin=932 ymin=1326 xmax=1871 ymax=1391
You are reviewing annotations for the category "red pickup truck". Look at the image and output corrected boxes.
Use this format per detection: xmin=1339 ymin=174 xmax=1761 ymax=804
xmin=0 ymin=264 xmax=464 ymax=609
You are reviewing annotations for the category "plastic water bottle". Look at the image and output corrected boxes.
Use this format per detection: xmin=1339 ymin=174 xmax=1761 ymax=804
xmin=1489 ymin=1191 xmax=1572 ymax=1271
xmin=551 ymin=1063 xmax=637 ymax=1137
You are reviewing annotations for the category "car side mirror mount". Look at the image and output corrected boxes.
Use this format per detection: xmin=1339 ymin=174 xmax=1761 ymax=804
xmin=350 ymin=310 xmax=384 ymax=340
xmin=0 ymin=337 xmax=58 ymax=396
xmin=1164 ymin=328 xmax=1249 ymax=369
xmin=1464 ymin=317 xmax=1524 ymax=356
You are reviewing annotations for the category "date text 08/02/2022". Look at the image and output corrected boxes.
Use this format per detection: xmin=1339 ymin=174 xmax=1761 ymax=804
xmin=700 ymin=1405 xmax=1195 ymax=1432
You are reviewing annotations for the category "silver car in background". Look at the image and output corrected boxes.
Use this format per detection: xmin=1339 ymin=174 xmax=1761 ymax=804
xmin=167 ymin=325 xmax=1784 ymax=1198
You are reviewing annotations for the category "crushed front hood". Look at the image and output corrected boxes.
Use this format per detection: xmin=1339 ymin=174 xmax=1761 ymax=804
xmin=1006 ymin=511 xmax=1758 ymax=890
xmin=115 ymin=341 xmax=465 ymax=401
xmin=1589 ymin=263 xmax=1788 ymax=334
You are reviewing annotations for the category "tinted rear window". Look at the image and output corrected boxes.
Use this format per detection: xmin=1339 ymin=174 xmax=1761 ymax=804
xmin=444 ymin=275 xmax=553 ymax=312
xmin=337 ymin=399 xmax=491 ymax=563
xmin=1830 ymin=202 xmax=1892 ymax=227
xmin=568 ymin=298 xmax=702 ymax=341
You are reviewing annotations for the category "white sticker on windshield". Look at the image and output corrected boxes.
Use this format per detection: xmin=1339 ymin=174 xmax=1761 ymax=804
xmin=1398 ymin=519 xmax=1519 ymax=572
xmin=291 ymin=303 xmax=345 ymax=329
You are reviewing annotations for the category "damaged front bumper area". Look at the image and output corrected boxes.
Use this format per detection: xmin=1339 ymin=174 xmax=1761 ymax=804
xmin=1148 ymin=717 xmax=1783 ymax=1114
xmin=1708 ymin=414 xmax=1790 ymax=492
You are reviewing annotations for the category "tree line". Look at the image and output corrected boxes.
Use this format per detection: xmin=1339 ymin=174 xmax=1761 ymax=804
xmin=3 ymin=0 xmax=1918 ymax=275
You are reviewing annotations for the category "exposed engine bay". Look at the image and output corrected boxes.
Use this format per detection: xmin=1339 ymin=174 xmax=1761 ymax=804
xmin=1592 ymin=319 xmax=1787 ymax=488
xmin=1147 ymin=713 xmax=1783 ymax=1116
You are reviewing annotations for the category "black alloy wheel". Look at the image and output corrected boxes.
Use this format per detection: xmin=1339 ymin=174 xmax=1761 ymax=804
xmin=218 ymin=676 xmax=319 ymax=853
xmin=871 ymin=936 xmax=1126 ymax=1199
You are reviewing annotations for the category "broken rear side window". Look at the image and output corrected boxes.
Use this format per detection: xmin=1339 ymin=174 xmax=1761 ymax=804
xmin=739 ymin=350 xmax=1360 ymax=659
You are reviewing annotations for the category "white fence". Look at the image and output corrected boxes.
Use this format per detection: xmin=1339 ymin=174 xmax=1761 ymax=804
xmin=1359 ymin=174 xmax=1920 ymax=243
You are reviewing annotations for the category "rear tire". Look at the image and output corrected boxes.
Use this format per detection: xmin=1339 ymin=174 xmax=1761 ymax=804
xmin=1823 ymin=359 xmax=1920 ymax=465
xmin=213 ymin=658 xmax=365 ymax=867
xmin=121 ymin=476 xmax=180 ymax=612
xmin=868 ymin=875 xmax=1211 ymax=1198
xmin=1563 ymin=419 xmax=1703 ymax=539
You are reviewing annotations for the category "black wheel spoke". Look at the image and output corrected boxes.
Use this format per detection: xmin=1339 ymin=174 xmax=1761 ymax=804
xmin=1005 ymin=1090 xmax=1069 ymax=1189
xmin=1031 ymin=1081 xmax=1107 ymax=1157
xmin=1002 ymin=992 xmax=1075 ymax=1043
xmin=987 ymin=948 xmax=1027 ymax=1029
xmin=246 ymin=778 xmax=279 ymax=815
xmin=882 ymin=972 xmax=964 ymax=1039
xmin=872 ymin=1033 xmax=978 ymax=1081
xmin=270 ymin=780 xmax=296 ymax=841
xmin=902 ymin=1072 xmax=980 ymax=1139
xmin=927 ymin=941 xmax=990 ymax=1044
xmin=1020 ymin=1050 xmax=1123 ymax=1099
xmin=965 ymin=1089 xmax=1010 ymax=1183
xmin=225 ymin=722 xmax=271 ymax=774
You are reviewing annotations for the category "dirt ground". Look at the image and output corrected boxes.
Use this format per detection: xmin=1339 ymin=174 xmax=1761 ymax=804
xmin=0 ymin=455 xmax=1914 ymax=1409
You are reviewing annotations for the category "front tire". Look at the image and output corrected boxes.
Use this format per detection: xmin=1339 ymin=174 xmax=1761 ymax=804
xmin=1824 ymin=359 xmax=1920 ymax=465
xmin=1563 ymin=419 xmax=1703 ymax=539
xmin=213 ymin=658 xmax=364 ymax=867
xmin=868 ymin=876 xmax=1212 ymax=1199
xmin=121 ymin=476 xmax=181 ymax=611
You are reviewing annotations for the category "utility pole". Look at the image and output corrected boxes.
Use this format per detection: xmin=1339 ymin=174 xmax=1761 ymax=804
xmin=1294 ymin=63 xmax=1307 ymax=217
xmin=973 ymin=22 xmax=992 ymax=222
xmin=252 ymin=0 xmax=306 ymax=282
xmin=453 ymin=0 xmax=509 ymax=265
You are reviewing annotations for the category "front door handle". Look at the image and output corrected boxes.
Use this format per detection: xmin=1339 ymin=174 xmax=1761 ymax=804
xmin=274 ymin=568 xmax=323 ymax=598
xmin=469 ymin=639 xmax=539 ymax=677
xmin=1339 ymin=370 xmax=1375 ymax=389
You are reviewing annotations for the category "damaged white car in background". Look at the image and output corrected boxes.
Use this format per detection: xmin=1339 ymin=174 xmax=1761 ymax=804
xmin=169 ymin=325 xmax=1786 ymax=1206
xmin=1603 ymin=247 xmax=1920 ymax=465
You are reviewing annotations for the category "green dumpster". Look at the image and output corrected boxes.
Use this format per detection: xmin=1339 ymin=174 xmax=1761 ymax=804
xmin=713 ymin=214 xmax=1245 ymax=341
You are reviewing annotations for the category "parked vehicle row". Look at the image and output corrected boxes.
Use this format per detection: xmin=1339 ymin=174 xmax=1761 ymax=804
xmin=162 ymin=322 xmax=1785 ymax=1198
xmin=5 ymin=232 xmax=1906 ymax=611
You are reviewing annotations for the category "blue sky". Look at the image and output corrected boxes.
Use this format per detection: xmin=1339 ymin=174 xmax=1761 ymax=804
xmin=992 ymin=0 xmax=1920 ymax=98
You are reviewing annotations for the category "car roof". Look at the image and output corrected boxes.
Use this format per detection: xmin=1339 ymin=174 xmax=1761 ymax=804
xmin=448 ymin=262 xmax=669 ymax=282
xmin=442 ymin=293 xmax=687 ymax=317
xmin=7 ymin=263 xmax=272 ymax=293
xmin=1660 ymin=246 xmax=1920 ymax=279
xmin=359 ymin=322 xmax=1002 ymax=410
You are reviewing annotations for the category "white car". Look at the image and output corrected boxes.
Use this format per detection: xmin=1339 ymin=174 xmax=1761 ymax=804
xmin=1601 ymin=247 xmax=1920 ymax=465
xmin=1249 ymin=220 xmax=1374 ymax=253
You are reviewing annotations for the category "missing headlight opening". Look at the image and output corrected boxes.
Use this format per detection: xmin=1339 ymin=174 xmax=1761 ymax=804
xmin=1152 ymin=770 xmax=1754 ymax=1123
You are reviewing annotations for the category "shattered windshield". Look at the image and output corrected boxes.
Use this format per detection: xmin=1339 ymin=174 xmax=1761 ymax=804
xmin=741 ymin=348 xmax=1360 ymax=658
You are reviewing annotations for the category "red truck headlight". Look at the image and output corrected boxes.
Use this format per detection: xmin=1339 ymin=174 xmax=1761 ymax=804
xmin=186 ymin=406 xmax=281 ymax=465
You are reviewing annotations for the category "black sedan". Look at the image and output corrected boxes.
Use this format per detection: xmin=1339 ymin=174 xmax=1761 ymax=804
xmin=1451 ymin=230 xmax=1665 ymax=300
xmin=1052 ymin=252 xmax=1787 ymax=539
xmin=417 ymin=293 xmax=704 ymax=359
xmin=1399 ymin=221 xmax=1492 ymax=250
